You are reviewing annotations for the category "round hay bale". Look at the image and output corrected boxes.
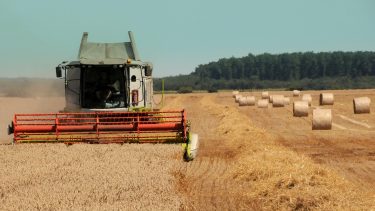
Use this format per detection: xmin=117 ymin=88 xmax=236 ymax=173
xmin=302 ymin=94 xmax=312 ymax=106
xmin=320 ymin=93 xmax=334 ymax=105
xmin=239 ymin=96 xmax=256 ymax=106
xmin=293 ymin=90 xmax=301 ymax=97
xmin=312 ymin=109 xmax=332 ymax=130
xmin=269 ymin=95 xmax=274 ymax=103
xmin=257 ymin=99 xmax=269 ymax=108
xmin=234 ymin=94 xmax=242 ymax=103
xmin=353 ymin=97 xmax=371 ymax=114
xmin=293 ymin=101 xmax=309 ymax=117
xmin=284 ymin=97 xmax=290 ymax=105
xmin=232 ymin=91 xmax=239 ymax=98
xmin=261 ymin=91 xmax=269 ymax=99
xmin=272 ymin=95 xmax=285 ymax=107
xmin=238 ymin=97 xmax=246 ymax=106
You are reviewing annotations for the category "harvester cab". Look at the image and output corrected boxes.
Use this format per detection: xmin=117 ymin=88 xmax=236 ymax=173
xmin=56 ymin=31 xmax=153 ymax=112
xmin=8 ymin=31 xmax=198 ymax=161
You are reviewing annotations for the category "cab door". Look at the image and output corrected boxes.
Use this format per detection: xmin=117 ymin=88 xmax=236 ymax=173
xmin=128 ymin=66 xmax=144 ymax=108
xmin=65 ymin=67 xmax=81 ymax=111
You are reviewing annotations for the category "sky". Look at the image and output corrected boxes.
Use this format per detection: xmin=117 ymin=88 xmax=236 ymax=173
xmin=0 ymin=0 xmax=374 ymax=78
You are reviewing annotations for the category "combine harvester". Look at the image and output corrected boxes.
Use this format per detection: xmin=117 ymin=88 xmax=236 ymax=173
xmin=7 ymin=31 xmax=198 ymax=161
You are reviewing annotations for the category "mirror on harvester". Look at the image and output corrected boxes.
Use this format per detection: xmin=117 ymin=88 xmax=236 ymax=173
xmin=56 ymin=66 xmax=62 ymax=78
xmin=145 ymin=64 xmax=153 ymax=76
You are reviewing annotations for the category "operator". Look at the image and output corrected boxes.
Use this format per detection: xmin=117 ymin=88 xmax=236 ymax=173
xmin=95 ymin=71 xmax=121 ymax=108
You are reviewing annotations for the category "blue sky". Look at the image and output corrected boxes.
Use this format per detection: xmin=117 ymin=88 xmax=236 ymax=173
xmin=0 ymin=0 xmax=374 ymax=78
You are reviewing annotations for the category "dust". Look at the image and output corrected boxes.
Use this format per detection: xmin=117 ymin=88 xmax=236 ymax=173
xmin=0 ymin=97 xmax=65 ymax=143
xmin=0 ymin=78 xmax=66 ymax=143
xmin=0 ymin=78 xmax=64 ymax=97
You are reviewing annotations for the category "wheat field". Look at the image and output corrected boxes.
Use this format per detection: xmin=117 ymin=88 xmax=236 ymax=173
xmin=1 ymin=90 xmax=375 ymax=210
xmin=0 ymin=144 xmax=183 ymax=210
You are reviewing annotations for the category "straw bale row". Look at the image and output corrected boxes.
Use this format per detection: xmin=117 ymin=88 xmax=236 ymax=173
xmin=232 ymin=90 xmax=371 ymax=131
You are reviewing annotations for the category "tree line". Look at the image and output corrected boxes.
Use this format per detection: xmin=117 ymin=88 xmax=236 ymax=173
xmin=154 ymin=51 xmax=375 ymax=91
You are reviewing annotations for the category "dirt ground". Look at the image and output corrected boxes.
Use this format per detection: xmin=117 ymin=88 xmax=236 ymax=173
xmin=0 ymin=90 xmax=375 ymax=210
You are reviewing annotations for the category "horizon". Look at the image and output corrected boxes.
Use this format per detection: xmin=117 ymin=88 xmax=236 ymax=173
xmin=1 ymin=50 xmax=374 ymax=79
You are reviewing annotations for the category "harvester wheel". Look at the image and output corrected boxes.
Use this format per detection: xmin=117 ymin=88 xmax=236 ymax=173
xmin=184 ymin=133 xmax=199 ymax=161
